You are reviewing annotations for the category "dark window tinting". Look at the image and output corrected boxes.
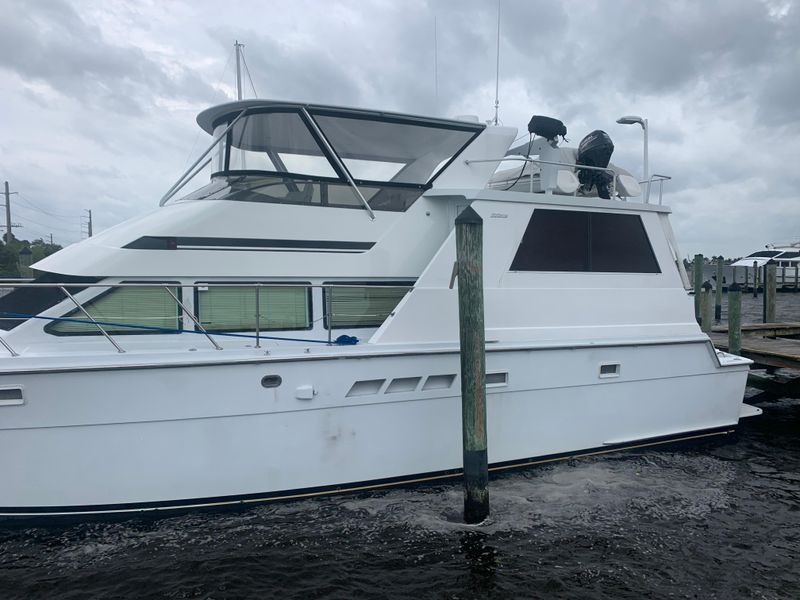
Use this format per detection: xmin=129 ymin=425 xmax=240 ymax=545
xmin=510 ymin=209 xmax=660 ymax=273
xmin=746 ymin=251 xmax=781 ymax=258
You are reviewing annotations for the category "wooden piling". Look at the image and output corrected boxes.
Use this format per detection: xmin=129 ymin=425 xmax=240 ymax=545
xmin=693 ymin=254 xmax=703 ymax=324
xmin=728 ymin=282 xmax=742 ymax=355
xmin=455 ymin=206 xmax=489 ymax=525
xmin=782 ymin=266 xmax=787 ymax=289
xmin=732 ymin=265 xmax=737 ymax=286
xmin=700 ymin=281 xmax=713 ymax=334
xmin=795 ymin=265 xmax=799 ymax=292
xmin=744 ymin=266 xmax=749 ymax=290
xmin=715 ymin=258 xmax=723 ymax=322
xmin=753 ymin=261 xmax=759 ymax=298
xmin=764 ymin=260 xmax=777 ymax=324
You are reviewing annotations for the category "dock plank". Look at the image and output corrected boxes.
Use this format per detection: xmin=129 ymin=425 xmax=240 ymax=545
xmin=710 ymin=332 xmax=800 ymax=370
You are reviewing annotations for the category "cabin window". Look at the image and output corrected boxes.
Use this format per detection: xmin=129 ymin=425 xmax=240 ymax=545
xmin=195 ymin=284 xmax=311 ymax=332
xmin=510 ymin=209 xmax=660 ymax=273
xmin=323 ymin=283 xmax=412 ymax=328
xmin=46 ymin=285 xmax=181 ymax=335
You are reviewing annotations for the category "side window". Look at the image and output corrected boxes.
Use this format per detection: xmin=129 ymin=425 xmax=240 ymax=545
xmin=323 ymin=283 xmax=411 ymax=329
xmin=46 ymin=285 xmax=181 ymax=335
xmin=195 ymin=284 xmax=311 ymax=332
xmin=510 ymin=209 xmax=660 ymax=273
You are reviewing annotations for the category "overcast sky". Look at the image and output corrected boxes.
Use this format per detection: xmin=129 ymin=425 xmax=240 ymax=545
xmin=0 ymin=0 xmax=798 ymax=258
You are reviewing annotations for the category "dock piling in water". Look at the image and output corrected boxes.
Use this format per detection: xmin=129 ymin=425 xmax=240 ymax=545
xmin=700 ymin=281 xmax=713 ymax=333
xmin=728 ymin=283 xmax=742 ymax=355
xmin=715 ymin=258 xmax=723 ymax=322
xmin=764 ymin=261 xmax=777 ymax=323
xmin=455 ymin=206 xmax=489 ymax=525
xmin=753 ymin=261 xmax=759 ymax=298
xmin=693 ymin=254 xmax=703 ymax=324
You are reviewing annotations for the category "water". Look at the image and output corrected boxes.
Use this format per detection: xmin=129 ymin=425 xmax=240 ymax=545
xmin=1 ymin=298 xmax=799 ymax=599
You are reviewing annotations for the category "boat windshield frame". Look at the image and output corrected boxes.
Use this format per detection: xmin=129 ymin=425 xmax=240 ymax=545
xmin=208 ymin=105 xmax=484 ymax=191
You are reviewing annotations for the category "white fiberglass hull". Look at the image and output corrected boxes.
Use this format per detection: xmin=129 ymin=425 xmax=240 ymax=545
xmin=0 ymin=341 xmax=750 ymax=520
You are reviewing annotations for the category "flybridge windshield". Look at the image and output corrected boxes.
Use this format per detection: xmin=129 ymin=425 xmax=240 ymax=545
xmin=211 ymin=108 xmax=481 ymax=187
xmin=746 ymin=251 xmax=781 ymax=258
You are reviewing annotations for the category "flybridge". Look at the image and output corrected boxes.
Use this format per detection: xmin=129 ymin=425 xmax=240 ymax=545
xmin=161 ymin=100 xmax=485 ymax=216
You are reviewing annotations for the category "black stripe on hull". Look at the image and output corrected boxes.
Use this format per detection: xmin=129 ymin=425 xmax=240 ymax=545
xmin=124 ymin=236 xmax=375 ymax=253
xmin=0 ymin=425 xmax=736 ymax=525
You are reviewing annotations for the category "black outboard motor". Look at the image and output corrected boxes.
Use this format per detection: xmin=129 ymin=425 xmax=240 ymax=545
xmin=576 ymin=130 xmax=614 ymax=199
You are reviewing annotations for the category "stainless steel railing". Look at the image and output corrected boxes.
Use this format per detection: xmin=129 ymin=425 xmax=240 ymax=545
xmin=0 ymin=282 xmax=412 ymax=357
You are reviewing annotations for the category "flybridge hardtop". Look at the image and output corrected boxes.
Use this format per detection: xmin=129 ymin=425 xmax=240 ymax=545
xmin=0 ymin=96 xmax=757 ymax=521
xmin=177 ymin=99 xmax=488 ymax=209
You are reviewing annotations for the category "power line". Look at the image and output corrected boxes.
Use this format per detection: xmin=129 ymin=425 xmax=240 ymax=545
xmin=15 ymin=213 xmax=81 ymax=235
xmin=15 ymin=192 xmax=80 ymax=219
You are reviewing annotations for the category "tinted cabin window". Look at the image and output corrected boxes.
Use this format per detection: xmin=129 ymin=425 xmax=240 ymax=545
xmin=323 ymin=283 xmax=412 ymax=329
xmin=195 ymin=285 xmax=311 ymax=332
xmin=510 ymin=209 xmax=660 ymax=273
xmin=46 ymin=285 xmax=181 ymax=335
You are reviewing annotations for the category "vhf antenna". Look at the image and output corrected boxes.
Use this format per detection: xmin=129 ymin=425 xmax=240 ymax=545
xmin=492 ymin=2 xmax=501 ymax=126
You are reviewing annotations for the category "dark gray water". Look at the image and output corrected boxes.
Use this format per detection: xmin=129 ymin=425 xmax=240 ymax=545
xmin=1 ymin=296 xmax=799 ymax=600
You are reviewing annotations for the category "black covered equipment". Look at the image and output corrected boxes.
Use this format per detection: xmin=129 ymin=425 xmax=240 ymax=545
xmin=527 ymin=115 xmax=567 ymax=140
xmin=576 ymin=130 xmax=614 ymax=199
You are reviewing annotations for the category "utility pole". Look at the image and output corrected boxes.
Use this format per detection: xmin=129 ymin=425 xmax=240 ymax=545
xmin=4 ymin=181 xmax=11 ymax=244
xmin=49 ymin=233 xmax=53 ymax=245
xmin=85 ymin=209 xmax=93 ymax=237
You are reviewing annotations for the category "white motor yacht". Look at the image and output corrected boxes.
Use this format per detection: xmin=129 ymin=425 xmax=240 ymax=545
xmin=0 ymin=100 xmax=757 ymax=521
xmin=731 ymin=242 xmax=800 ymax=280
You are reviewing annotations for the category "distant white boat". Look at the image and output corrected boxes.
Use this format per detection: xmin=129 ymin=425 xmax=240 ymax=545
xmin=0 ymin=99 xmax=756 ymax=521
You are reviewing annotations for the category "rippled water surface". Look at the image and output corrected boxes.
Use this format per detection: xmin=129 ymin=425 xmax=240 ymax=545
xmin=1 ymin=296 xmax=799 ymax=599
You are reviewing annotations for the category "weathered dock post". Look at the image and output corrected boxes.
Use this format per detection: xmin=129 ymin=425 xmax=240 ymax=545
xmin=455 ymin=206 xmax=489 ymax=525
xmin=753 ymin=261 xmax=759 ymax=298
xmin=728 ymin=282 xmax=742 ymax=355
xmin=715 ymin=257 xmax=723 ymax=322
xmin=763 ymin=260 xmax=777 ymax=323
xmin=732 ymin=265 xmax=738 ymax=286
xmin=700 ymin=281 xmax=713 ymax=334
xmin=693 ymin=254 xmax=703 ymax=324
xmin=743 ymin=266 xmax=749 ymax=291
xmin=795 ymin=265 xmax=799 ymax=292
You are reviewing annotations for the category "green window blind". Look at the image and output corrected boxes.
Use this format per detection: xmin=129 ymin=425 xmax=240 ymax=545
xmin=324 ymin=285 xmax=410 ymax=328
xmin=197 ymin=286 xmax=310 ymax=331
xmin=48 ymin=286 xmax=181 ymax=335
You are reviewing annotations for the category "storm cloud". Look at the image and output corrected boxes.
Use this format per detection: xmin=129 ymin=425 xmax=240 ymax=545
xmin=0 ymin=0 xmax=797 ymax=256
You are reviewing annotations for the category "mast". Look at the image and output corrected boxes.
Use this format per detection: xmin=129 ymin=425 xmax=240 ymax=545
xmin=234 ymin=40 xmax=244 ymax=101
xmin=492 ymin=2 xmax=500 ymax=126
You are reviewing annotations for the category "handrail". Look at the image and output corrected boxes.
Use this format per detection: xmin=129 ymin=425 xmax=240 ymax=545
xmin=301 ymin=108 xmax=375 ymax=221
xmin=466 ymin=156 xmax=617 ymax=198
xmin=60 ymin=286 xmax=125 ymax=353
xmin=0 ymin=281 xmax=414 ymax=357
xmin=159 ymin=108 xmax=248 ymax=206
xmin=639 ymin=174 xmax=672 ymax=205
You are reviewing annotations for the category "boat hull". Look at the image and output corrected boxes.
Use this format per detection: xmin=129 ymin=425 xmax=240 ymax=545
xmin=0 ymin=341 xmax=749 ymax=520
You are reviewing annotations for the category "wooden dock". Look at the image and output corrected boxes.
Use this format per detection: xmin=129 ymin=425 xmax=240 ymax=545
xmin=710 ymin=322 xmax=800 ymax=398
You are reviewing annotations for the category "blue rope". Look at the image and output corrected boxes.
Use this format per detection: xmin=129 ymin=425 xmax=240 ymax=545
xmin=0 ymin=311 xmax=356 ymax=345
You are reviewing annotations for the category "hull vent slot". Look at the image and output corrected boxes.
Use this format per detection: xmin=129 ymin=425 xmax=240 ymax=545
xmin=422 ymin=374 xmax=456 ymax=391
xmin=385 ymin=377 xmax=421 ymax=394
xmin=0 ymin=386 xmax=24 ymax=406
xmin=346 ymin=379 xmax=385 ymax=397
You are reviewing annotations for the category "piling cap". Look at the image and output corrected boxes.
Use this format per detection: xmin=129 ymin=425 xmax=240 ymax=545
xmin=729 ymin=282 xmax=741 ymax=292
xmin=455 ymin=206 xmax=483 ymax=225
xmin=702 ymin=281 xmax=713 ymax=291
xmin=765 ymin=259 xmax=777 ymax=265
